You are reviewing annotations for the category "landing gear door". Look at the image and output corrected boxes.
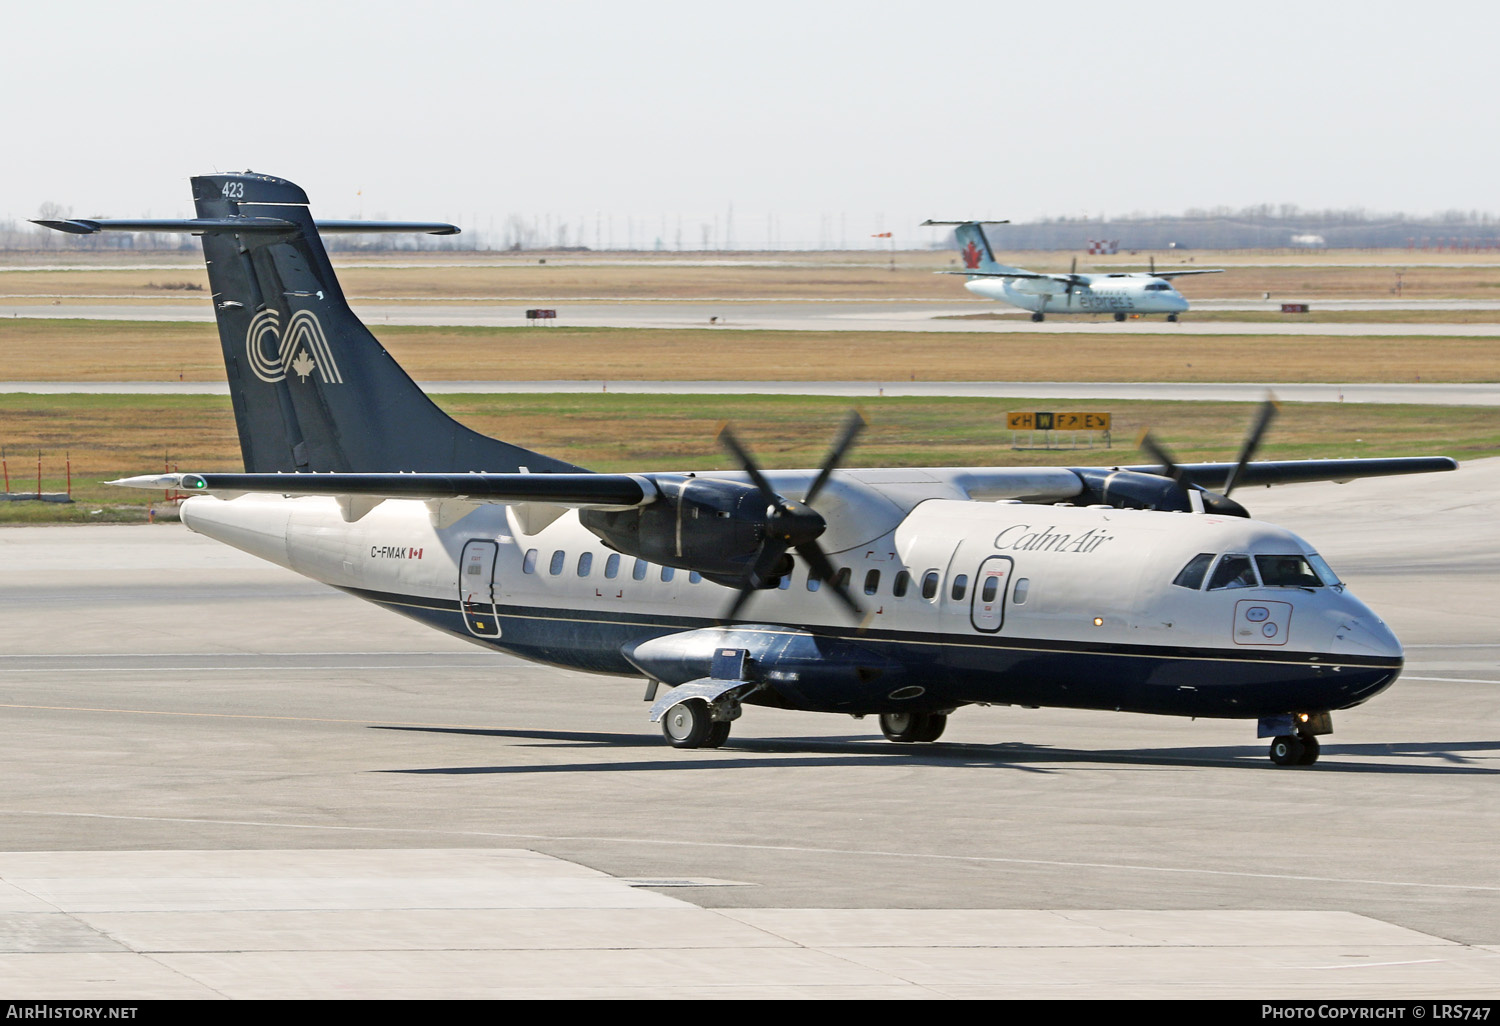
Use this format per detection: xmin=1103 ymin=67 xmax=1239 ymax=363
xmin=970 ymin=555 xmax=1014 ymax=634
xmin=460 ymin=539 xmax=500 ymax=638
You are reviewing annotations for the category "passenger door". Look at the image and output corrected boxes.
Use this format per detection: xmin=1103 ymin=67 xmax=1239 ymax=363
xmin=459 ymin=539 xmax=500 ymax=638
xmin=969 ymin=555 xmax=1014 ymax=633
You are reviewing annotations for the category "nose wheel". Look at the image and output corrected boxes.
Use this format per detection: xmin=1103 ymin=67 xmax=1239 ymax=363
xmin=1269 ymin=734 xmax=1320 ymax=766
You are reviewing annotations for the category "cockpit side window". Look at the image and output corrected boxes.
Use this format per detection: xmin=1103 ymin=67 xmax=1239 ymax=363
xmin=1306 ymin=552 xmax=1341 ymax=587
xmin=1172 ymin=552 xmax=1216 ymax=590
xmin=1255 ymin=554 xmax=1324 ymax=587
xmin=1207 ymin=554 xmax=1258 ymax=590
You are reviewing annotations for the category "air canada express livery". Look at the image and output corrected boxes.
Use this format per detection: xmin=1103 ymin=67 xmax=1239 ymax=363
xmin=43 ymin=173 xmax=1457 ymax=765
xmin=925 ymin=220 xmax=1223 ymax=322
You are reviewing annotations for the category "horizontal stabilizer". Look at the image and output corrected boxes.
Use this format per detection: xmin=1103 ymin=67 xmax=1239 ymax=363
xmin=35 ymin=218 xmax=459 ymax=235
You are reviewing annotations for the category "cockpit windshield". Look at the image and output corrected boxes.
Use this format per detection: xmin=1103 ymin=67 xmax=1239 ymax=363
xmin=1173 ymin=552 xmax=1342 ymax=591
xmin=1207 ymin=554 xmax=1258 ymax=590
xmin=1306 ymin=552 xmax=1341 ymax=587
xmin=1255 ymin=554 xmax=1326 ymax=587
xmin=1144 ymin=282 xmax=1172 ymax=291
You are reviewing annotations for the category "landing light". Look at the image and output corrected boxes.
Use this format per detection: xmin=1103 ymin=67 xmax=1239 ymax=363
xmin=1092 ymin=617 xmax=1104 ymax=627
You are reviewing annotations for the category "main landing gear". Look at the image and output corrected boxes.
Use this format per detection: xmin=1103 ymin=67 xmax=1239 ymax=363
xmin=1114 ymin=312 xmax=1126 ymax=322
xmin=1030 ymin=312 xmax=1045 ymax=323
xmin=879 ymin=710 xmax=947 ymax=743
xmin=660 ymin=698 xmax=733 ymax=749
xmin=1166 ymin=313 xmax=1179 ymax=322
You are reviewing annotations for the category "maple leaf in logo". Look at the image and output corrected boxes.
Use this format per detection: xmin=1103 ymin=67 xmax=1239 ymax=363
xmin=291 ymin=350 xmax=316 ymax=382
xmin=962 ymin=241 xmax=982 ymax=269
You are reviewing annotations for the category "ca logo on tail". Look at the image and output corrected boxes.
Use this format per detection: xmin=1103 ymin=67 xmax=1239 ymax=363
xmin=245 ymin=310 xmax=344 ymax=385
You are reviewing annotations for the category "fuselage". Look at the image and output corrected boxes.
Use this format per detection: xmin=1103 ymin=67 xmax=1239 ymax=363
xmin=179 ymin=484 xmax=1402 ymax=723
xmin=964 ymin=273 xmax=1191 ymax=316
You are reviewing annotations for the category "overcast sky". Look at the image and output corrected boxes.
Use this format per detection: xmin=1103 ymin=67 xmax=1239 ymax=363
xmin=4 ymin=1 xmax=1496 ymax=248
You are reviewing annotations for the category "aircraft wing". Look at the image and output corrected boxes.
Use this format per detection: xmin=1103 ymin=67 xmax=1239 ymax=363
xmin=109 ymin=471 xmax=653 ymax=508
xmin=1150 ymin=268 xmax=1225 ymax=279
xmin=113 ymin=457 xmax=1457 ymax=506
xmin=1118 ymin=456 xmax=1458 ymax=489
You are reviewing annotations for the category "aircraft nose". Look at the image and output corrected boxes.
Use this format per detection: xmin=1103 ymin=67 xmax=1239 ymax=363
xmin=1332 ymin=612 xmax=1402 ymax=661
xmin=1169 ymin=292 xmax=1189 ymax=311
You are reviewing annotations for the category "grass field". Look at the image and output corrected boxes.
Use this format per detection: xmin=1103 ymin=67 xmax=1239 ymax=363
xmin=3 ymin=249 xmax=1500 ymax=302
xmin=1 ymin=392 xmax=1491 ymax=522
xmin=1 ymin=319 xmax=1496 ymax=384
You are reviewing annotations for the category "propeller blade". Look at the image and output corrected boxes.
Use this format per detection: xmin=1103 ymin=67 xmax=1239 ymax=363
xmin=722 ymin=582 xmax=757 ymax=623
xmin=804 ymin=409 xmax=866 ymax=506
xmin=716 ymin=422 xmax=778 ymax=502
xmin=1223 ymin=394 xmax=1280 ymax=496
xmin=796 ymin=541 xmax=862 ymax=618
xmin=1135 ymin=427 xmax=1194 ymax=487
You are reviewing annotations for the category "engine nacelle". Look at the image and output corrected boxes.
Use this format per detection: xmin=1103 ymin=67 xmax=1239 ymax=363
xmin=579 ymin=474 xmax=779 ymax=580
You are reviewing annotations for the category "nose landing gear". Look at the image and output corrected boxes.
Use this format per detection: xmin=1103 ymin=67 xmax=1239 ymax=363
xmin=1269 ymin=733 xmax=1320 ymax=766
xmin=1262 ymin=711 xmax=1330 ymax=766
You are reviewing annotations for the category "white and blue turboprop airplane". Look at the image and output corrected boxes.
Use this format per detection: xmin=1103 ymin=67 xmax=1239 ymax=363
xmin=925 ymin=220 xmax=1223 ymax=322
xmin=46 ymin=174 xmax=1457 ymax=765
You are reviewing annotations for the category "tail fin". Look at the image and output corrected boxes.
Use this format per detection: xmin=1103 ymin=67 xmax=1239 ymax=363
xmin=922 ymin=220 xmax=1027 ymax=276
xmin=41 ymin=172 xmax=581 ymax=475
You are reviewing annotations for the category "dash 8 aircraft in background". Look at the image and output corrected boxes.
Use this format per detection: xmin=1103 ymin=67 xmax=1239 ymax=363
xmin=925 ymin=219 xmax=1223 ymax=322
xmin=44 ymin=173 xmax=1456 ymax=765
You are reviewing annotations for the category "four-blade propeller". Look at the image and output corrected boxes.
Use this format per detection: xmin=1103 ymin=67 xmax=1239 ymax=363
xmin=1137 ymin=394 xmax=1280 ymax=516
xmin=717 ymin=410 xmax=867 ymax=622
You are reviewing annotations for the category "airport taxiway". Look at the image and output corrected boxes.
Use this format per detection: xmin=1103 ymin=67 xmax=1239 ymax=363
xmin=1 ymin=380 xmax=1494 ymax=406
xmin=0 ymin=460 xmax=1497 ymax=998
xmin=9 ymin=299 xmax=1500 ymax=335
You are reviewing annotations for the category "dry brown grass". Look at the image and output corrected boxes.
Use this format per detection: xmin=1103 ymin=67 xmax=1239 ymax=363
xmin=1 ymin=319 xmax=1494 ymax=384
xmin=4 ymin=249 xmax=1500 ymax=302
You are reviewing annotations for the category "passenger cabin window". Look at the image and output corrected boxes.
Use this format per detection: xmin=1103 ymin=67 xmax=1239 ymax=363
xmin=522 ymin=549 xmax=538 ymax=574
xmin=807 ymin=574 xmax=821 ymax=592
xmin=549 ymin=550 xmax=565 ymax=576
xmin=577 ymin=552 xmax=593 ymax=577
xmin=605 ymin=554 xmax=620 ymax=579
xmin=921 ymin=570 xmax=940 ymax=600
xmin=951 ymin=574 xmax=969 ymax=600
xmin=1256 ymin=554 xmax=1324 ymax=588
xmin=660 ymin=566 xmax=675 ymax=582
xmin=835 ymin=568 xmax=851 ymax=590
xmin=689 ymin=571 xmax=702 ymax=584
xmin=1173 ymin=552 xmax=1216 ymax=590
xmin=1207 ymin=554 xmax=1257 ymax=591
xmin=632 ymin=558 xmax=648 ymax=581
xmin=1012 ymin=578 xmax=1030 ymax=604
xmin=864 ymin=569 xmax=881 ymax=596
xmin=981 ymin=575 xmax=1000 ymax=602
xmin=892 ymin=570 xmax=910 ymax=598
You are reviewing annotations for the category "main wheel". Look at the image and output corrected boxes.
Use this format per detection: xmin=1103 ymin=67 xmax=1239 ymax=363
xmin=1030 ymin=312 xmax=1045 ymax=322
xmin=662 ymin=699 xmax=713 ymax=749
xmin=1166 ymin=313 xmax=1179 ymax=322
xmin=913 ymin=712 xmax=947 ymax=742
xmin=704 ymin=720 xmax=732 ymax=748
xmin=880 ymin=711 xmax=945 ymax=743
xmin=1269 ymin=734 xmax=1306 ymax=766
xmin=1114 ymin=312 xmax=1126 ymax=322
xmin=1296 ymin=735 xmax=1320 ymax=766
